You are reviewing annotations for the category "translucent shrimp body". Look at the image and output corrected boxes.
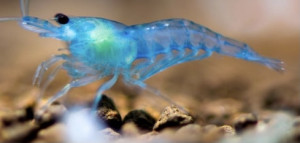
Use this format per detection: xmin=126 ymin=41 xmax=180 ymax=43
xmin=14 ymin=12 xmax=284 ymax=112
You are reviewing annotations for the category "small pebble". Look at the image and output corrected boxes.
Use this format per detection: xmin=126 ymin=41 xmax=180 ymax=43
xmin=123 ymin=109 xmax=156 ymax=132
xmin=153 ymin=105 xmax=194 ymax=131
xmin=35 ymin=102 xmax=67 ymax=130
xmin=96 ymin=95 xmax=122 ymax=131
xmin=1 ymin=106 xmax=34 ymax=127
xmin=233 ymin=113 xmax=257 ymax=133
xmin=219 ymin=125 xmax=236 ymax=136
xmin=1 ymin=121 xmax=39 ymax=143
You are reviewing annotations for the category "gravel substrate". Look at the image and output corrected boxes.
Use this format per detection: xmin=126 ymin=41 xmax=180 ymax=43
xmin=0 ymin=86 xmax=299 ymax=143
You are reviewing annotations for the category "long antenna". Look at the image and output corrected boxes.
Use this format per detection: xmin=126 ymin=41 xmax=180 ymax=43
xmin=0 ymin=0 xmax=28 ymax=22
xmin=20 ymin=0 xmax=30 ymax=16
xmin=0 ymin=17 xmax=21 ymax=22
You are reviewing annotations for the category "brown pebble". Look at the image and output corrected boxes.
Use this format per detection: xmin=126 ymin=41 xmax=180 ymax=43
xmin=233 ymin=113 xmax=257 ymax=133
xmin=219 ymin=125 xmax=236 ymax=136
xmin=1 ymin=121 xmax=39 ymax=143
xmin=35 ymin=102 xmax=67 ymax=130
xmin=1 ymin=106 xmax=34 ymax=127
xmin=123 ymin=110 xmax=156 ymax=132
xmin=96 ymin=95 xmax=122 ymax=131
xmin=153 ymin=105 xmax=194 ymax=131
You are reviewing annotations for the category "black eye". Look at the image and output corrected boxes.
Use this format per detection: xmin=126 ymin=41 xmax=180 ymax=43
xmin=54 ymin=13 xmax=69 ymax=24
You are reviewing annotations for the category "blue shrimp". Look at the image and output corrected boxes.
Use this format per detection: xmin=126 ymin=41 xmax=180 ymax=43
xmin=1 ymin=0 xmax=284 ymax=113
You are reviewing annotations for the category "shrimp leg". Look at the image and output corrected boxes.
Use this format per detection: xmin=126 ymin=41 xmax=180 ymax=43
xmin=139 ymin=49 xmax=212 ymax=81
xmin=36 ymin=59 xmax=99 ymax=106
xmin=33 ymin=54 xmax=68 ymax=87
xmin=91 ymin=73 xmax=119 ymax=111
xmin=36 ymin=64 xmax=63 ymax=108
xmin=130 ymin=58 xmax=155 ymax=79
xmin=37 ymin=73 xmax=108 ymax=116
xmin=123 ymin=77 xmax=187 ymax=113
xmin=140 ymin=49 xmax=182 ymax=80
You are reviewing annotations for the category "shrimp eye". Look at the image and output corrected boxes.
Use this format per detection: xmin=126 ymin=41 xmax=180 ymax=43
xmin=55 ymin=13 xmax=69 ymax=24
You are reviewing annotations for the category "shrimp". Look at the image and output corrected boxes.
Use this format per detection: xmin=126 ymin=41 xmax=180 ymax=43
xmin=1 ymin=0 xmax=284 ymax=113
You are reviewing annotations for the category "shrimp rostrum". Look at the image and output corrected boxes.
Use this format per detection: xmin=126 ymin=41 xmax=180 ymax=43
xmin=1 ymin=1 xmax=284 ymax=112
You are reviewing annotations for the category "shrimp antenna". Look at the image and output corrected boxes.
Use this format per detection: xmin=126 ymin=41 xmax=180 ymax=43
xmin=0 ymin=0 xmax=29 ymax=22
xmin=20 ymin=0 xmax=30 ymax=17
xmin=0 ymin=17 xmax=21 ymax=22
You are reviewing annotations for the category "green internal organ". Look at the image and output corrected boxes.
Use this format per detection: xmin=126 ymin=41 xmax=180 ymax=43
xmin=91 ymin=36 xmax=137 ymax=66
xmin=69 ymin=19 xmax=137 ymax=69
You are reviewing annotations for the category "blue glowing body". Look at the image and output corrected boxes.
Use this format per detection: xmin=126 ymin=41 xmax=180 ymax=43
xmin=15 ymin=14 xmax=284 ymax=111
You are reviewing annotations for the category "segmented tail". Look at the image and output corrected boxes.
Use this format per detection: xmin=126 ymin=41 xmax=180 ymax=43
xmin=217 ymin=36 xmax=284 ymax=72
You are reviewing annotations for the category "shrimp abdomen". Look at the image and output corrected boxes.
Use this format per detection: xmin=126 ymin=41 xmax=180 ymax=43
xmin=126 ymin=19 xmax=218 ymax=80
xmin=127 ymin=19 xmax=218 ymax=59
xmin=127 ymin=19 xmax=283 ymax=80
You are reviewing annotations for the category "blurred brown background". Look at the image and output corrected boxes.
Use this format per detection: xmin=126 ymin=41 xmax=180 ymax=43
xmin=0 ymin=0 xmax=299 ymax=114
